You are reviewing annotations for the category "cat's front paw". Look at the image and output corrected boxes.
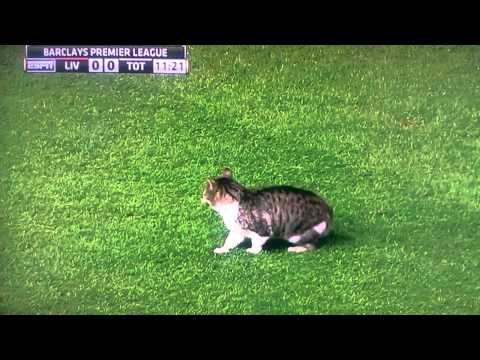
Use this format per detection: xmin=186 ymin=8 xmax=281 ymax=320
xmin=214 ymin=247 xmax=230 ymax=254
xmin=246 ymin=247 xmax=262 ymax=255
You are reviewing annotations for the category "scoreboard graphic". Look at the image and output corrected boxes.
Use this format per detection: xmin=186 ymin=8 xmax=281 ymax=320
xmin=24 ymin=45 xmax=189 ymax=75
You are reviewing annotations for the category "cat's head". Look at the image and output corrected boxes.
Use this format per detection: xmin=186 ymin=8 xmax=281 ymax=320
xmin=201 ymin=168 xmax=245 ymax=209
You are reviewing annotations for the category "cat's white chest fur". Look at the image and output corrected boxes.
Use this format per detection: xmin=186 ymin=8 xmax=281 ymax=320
xmin=214 ymin=201 xmax=242 ymax=233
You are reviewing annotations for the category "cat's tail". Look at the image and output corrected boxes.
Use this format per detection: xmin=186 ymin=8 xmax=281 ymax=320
xmin=293 ymin=218 xmax=332 ymax=245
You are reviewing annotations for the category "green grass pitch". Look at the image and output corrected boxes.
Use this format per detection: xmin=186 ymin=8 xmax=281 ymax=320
xmin=1 ymin=45 xmax=479 ymax=314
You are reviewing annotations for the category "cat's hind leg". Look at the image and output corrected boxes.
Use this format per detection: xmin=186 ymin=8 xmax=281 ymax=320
xmin=288 ymin=243 xmax=316 ymax=253
xmin=287 ymin=221 xmax=329 ymax=253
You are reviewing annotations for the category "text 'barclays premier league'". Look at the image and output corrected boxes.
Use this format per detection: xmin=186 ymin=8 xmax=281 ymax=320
xmin=24 ymin=46 xmax=189 ymax=75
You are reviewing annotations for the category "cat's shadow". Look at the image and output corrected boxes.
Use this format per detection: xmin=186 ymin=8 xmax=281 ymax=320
xmin=238 ymin=229 xmax=354 ymax=252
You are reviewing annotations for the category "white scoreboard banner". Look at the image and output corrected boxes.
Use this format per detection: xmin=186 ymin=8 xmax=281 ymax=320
xmin=24 ymin=45 xmax=189 ymax=75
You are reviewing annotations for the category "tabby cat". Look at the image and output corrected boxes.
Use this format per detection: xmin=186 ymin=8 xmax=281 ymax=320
xmin=202 ymin=168 xmax=333 ymax=254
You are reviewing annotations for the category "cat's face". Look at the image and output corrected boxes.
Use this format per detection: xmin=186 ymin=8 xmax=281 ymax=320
xmin=201 ymin=168 xmax=236 ymax=209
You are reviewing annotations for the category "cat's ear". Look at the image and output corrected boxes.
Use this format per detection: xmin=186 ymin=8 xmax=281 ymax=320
xmin=222 ymin=168 xmax=233 ymax=178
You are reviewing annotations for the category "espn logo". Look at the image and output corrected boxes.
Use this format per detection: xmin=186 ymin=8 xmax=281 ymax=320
xmin=25 ymin=60 xmax=56 ymax=72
